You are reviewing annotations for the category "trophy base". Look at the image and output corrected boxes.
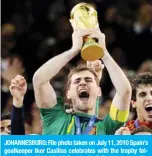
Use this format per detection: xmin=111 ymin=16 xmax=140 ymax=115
xmin=81 ymin=39 xmax=104 ymax=61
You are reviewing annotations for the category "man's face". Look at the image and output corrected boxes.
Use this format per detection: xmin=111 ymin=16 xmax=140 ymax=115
xmin=0 ymin=119 xmax=11 ymax=135
xmin=133 ymin=85 xmax=152 ymax=122
xmin=67 ymin=70 xmax=101 ymax=112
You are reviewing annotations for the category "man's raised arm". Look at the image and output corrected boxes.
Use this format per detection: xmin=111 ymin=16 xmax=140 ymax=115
xmin=9 ymin=75 xmax=27 ymax=135
xmin=90 ymin=28 xmax=132 ymax=122
xmin=33 ymin=29 xmax=92 ymax=108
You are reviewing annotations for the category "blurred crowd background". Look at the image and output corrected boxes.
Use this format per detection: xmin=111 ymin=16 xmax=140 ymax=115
xmin=1 ymin=0 xmax=152 ymax=134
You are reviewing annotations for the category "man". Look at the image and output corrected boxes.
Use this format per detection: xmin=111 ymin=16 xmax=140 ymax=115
xmin=9 ymin=75 xmax=27 ymax=135
xmin=0 ymin=75 xmax=26 ymax=135
xmin=0 ymin=113 xmax=11 ymax=135
xmin=33 ymin=28 xmax=131 ymax=135
xmin=9 ymin=75 xmax=41 ymax=135
xmin=126 ymin=72 xmax=152 ymax=131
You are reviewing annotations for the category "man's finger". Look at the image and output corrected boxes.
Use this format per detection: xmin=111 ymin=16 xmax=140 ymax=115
xmin=87 ymin=61 xmax=94 ymax=68
xmin=77 ymin=29 xmax=92 ymax=37
xmin=15 ymin=75 xmax=24 ymax=80
xmin=9 ymin=84 xmax=18 ymax=90
xmin=115 ymin=127 xmax=130 ymax=135
xmin=88 ymin=34 xmax=98 ymax=39
xmin=93 ymin=61 xmax=104 ymax=70
xmin=15 ymin=75 xmax=25 ymax=86
xmin=116 ymin=127 xmax=126 ymax=132
xmin=11 ymin=79 xmax=18 ymax=85
xmin=18 ymin=80 xmax=26 ymax=87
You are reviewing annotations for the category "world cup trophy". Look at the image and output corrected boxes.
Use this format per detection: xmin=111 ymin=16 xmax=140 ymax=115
xmin=70 ymin=3 xmax=104 ymax=61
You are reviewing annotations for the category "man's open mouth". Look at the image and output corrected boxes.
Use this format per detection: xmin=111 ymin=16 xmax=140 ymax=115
xmin=145 ymin=104 xmax=152 ymax=118
xmin=145 ymin=104 xmax=152 ymax=112
xmin=78 ymin=90 xmax=89 ymax=101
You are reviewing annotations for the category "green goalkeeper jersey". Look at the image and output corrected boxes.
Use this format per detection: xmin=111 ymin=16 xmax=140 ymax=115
xmin=40 ymin=97 xmax=124 ymax=135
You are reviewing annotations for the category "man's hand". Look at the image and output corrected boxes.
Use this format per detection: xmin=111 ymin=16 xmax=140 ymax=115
xmin=115 ymin=127 xmax=130 ymax=135
xmin=9 ymin=75 xmax=27 ymax=107
xmin=71 ymin=29 xmax=92 ymax=52
xmin=89 ymin=28 xmax=108 ymax=56
xmin=87 ymin=60 xmax=104 ymax=81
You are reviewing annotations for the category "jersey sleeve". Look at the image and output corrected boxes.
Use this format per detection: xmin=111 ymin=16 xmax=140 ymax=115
xmin=103 ymin=114 xmax=125 ymax=134
xmin=102 ymin=103 xmax=129 ymax=134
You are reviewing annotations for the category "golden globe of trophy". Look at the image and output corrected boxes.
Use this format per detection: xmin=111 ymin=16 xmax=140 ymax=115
xmin=70 ymin=3 xmax=104 ymax=61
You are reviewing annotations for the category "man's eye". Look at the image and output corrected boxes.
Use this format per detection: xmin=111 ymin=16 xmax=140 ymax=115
xmin=7 ymin=125 xmax=11 ymax=131
xmin=86 ymin=79 xmax=92 ymax=82
xmin=74 ymin=81 xmax=79 ymax=84
xmin=140 ymin=93 xmax=146 ymax=97
xmin=1 ymin=126 xmax=4 ymax=132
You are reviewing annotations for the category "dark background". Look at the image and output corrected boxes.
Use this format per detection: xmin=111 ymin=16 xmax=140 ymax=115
xmin=1 ymin=0 xmax=152 ymax=133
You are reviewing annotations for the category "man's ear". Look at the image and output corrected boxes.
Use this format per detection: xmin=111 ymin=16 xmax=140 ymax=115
xmin=67 ymin=90 xmax=72 ymax=100
xmin=131 ymin=100 xmax=137 ymax=108
xmin=98 ymin=87 xmax=102 ymax=96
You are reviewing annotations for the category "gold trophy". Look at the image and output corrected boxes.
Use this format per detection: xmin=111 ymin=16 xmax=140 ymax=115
xmin=70 ymin=3 xmax=104 ymax=61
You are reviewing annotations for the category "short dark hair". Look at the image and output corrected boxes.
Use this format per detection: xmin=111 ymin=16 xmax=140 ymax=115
xmin=131 ymin=126 xmax=152 ymax=135
xmin=130 ymin=72 xmax=152 ymax=101
xmin=1 ymin=113 xmax=11 ymax=121
xmin=65 ymin=64 xmax=99 ymax=91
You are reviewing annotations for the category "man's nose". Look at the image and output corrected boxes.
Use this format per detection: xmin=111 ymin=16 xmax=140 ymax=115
xmin=5 ymin=128 xmax=11 ymax=134
xmin=146 ymin=94 xmax=152 ymax=102
xmin=79 ymin=79 xmax=87 ymax=86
